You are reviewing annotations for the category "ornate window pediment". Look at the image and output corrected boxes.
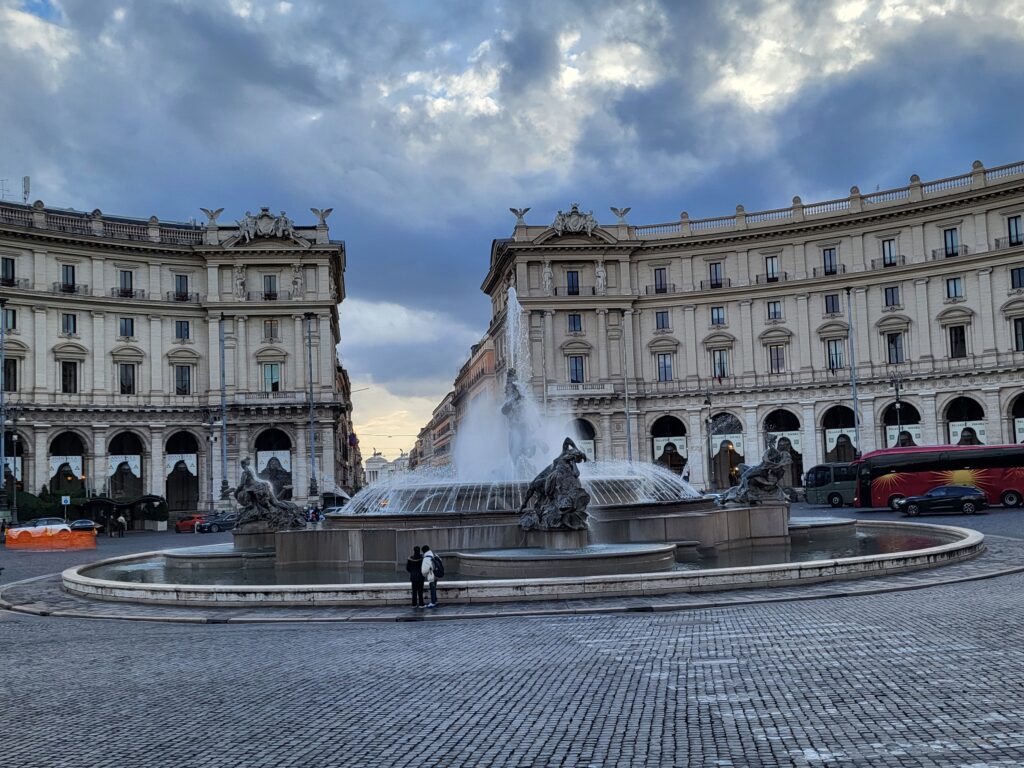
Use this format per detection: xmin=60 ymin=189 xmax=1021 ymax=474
xmin=167 ymin=347 xmax=201 ymax=363
xmin=256 ymin=345 xmax=288 ymax=362
xmin=1000 ymin=297 xmax=1024 ymax=318
xmin=702 ymin=330 xmax=736 ymax=348
xmin=2 ymin=338 xmax=29 ymax=357
xmin=758 ymin=327 xmax=793 ymax=343
xmin=647 ymin=335 xmax=679 ymax=352
xmin=816 ymin=320 xmax=849 ymax=339
xmin=936 ymin=306 xmax=974 ymax=326
xmin=560 ymin=339 xmax=592 ymax=354
xmin=875 ymin=313 xmax=912 ymax=333
xmin=110 ymin=344 xmax=145 ymax=362
xmin=52 ymin=341 xmax=88 ymax=360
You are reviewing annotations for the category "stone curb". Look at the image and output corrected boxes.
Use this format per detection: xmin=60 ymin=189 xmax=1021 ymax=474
xmin=3 ymin=559 xmax=1023 ymax=625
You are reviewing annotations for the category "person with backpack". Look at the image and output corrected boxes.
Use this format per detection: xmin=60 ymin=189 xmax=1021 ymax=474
xmin=406 ymin=546 xmax=426 ymax=608
xmin=421 ymin=544 xmax=443 ymax=608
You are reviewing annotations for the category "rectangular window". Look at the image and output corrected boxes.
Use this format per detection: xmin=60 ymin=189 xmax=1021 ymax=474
xmin=567 ymin=313 xmax=582 ymax=333
xmin=61 ymin=264 xmax=75 ymax=290
xmin=119 ymin=363 xmax=136 ymax=395
xmin=886 ymin=332 xmax=905 ymax=364
xmin=61 ymin=361 xmax=78 ymax=394
xmin=949 ymin=325 xmax=967 ymax=359
xmin=710 ymin=306 xmax=726 ymax=326
xmin=824 ymin=293 xmax=840 ymax=314
xmin=711 ymin=349 xmax=729 ymax=378
xmin=884 ymin=286 xmax=900 ymax=307
xmin=827 ymin=338 xmax=845 ymax=370
xmin=1009 ymin=215 xmax=1022 ymax=246
xmin=118 ymin=317 xmax=134 ymax=338
xmin=656 ymin=353 xmax=673 ymax=382
xmin=61 ymin=313 xmax=77 ymax=335
xmin=174 ymin=274 xmax=189 ymax=298
xmin=263 ymin=319 xmax=279 ymax=341
xmin=655 ymin=310 xmax=669 ymax=330
xmin=566 ymin=271 xmax=580 ymax=296
xmin=709 ymin=262 xmax=723 ymax=288
xmin=822 ymin=247 xmax=838 ymax=275
xmin=1012 ymin=267 xmax=1024 ymax=290
xmin=881 ymin=239 xmax=897 ymax=266
xmin=943 ymin=227 xmax=959 ymax=257
xmin=3 ymin=308 xmax=15 ymax=331
xmin=768 ymin=344 xmax=786 ymax=373
xmin=946 ymin=277 xmax=963 ymax=299
xmin=118 ymin=270 xmax=133 ymax=296
xmin=1016 ymin=318 xmax=1024 ymax=352
xmin=568 ymin=355 xmax=585 ymax=383
xmin=654 ymin=267 xmax=668 ymax=293
xmin=765 ymin=255 xmax=780 ymax=281
xmin=262 ymin=363 xmax=281 ymax=392
xmin=174 ymin=365 xmax=191 ymax=396
xmin=2 ymin=358 xmax=15 ymax=392
xmin=263 ymin=274 xmax=278 ymax=299
xmin=767 ymin=300 xmax=782 ymax=320
xmin=0 ymin=256 xmax=14 ymax=285
xmin=175 ymin=320 xmax=190 ymax=340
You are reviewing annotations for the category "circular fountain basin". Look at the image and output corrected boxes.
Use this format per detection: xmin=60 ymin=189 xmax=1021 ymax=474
xmin=458 ymin=543 xmax=678 ymax=578
xmin=62 ymin=521 xmax=984 ymax=607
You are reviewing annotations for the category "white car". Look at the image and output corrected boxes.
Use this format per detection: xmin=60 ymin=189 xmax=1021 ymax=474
xmin=10 ymin=517 xmax=72 ymax=534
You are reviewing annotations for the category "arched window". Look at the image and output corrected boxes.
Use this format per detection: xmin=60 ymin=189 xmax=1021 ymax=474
xmin=762 ymin=409 xmax=802 ymax=486
xmin=944 ymin=396 xmax=985 ymax=444
xmin=821 ymin=406 xmax=857 ymax=462
xmin=650 ymin=415 xmax=687 ymax=475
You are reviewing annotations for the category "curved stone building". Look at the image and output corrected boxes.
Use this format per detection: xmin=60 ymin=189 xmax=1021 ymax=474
xmin=0 ymin=202 xmax=354 ymax=520
xmin=482 ymin=160 xmax=1024 ymax=490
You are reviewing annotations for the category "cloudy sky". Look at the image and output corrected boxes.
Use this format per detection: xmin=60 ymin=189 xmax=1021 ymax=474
xmin=2 ymin=0 xmax=1022 ymax=458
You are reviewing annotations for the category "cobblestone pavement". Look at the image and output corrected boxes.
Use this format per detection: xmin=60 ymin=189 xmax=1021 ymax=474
xmin=3 ymin=570 xmax=1024 ymax=767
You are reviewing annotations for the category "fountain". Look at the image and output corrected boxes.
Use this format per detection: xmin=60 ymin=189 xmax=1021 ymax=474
xmin=61 ymin=286 xmax=986 ymax=606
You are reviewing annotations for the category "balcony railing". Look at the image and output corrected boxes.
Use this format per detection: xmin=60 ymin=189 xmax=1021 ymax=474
xmin=546 ymin=382 xmax=615 ymax=397
xmin=700 ymin=278 xmax=731 ymax=290
xmin=645 ymin=283 xmax=676 ymax=295
xmin=552 ymin=286 xmax=596 ymax=296
xmin=51 ymin=282 xmax=88 ymax=295
xmin=994 ymin=236 xmax=1024 ymax=251
xmin=755 ymin=272 xmax=789 ymax=284
xmin=931 ymin=245 xmax=970 ymax=260
xmin=166 ymin=291 xmax=201 ymax=303
xmin=0 ymin=277 xmax=29 ymax=289
xmin=247 ymin=290 xmax=292 ymax=301
xmin=812 ymin=264 xmax=846 ymax=277
xmin=110 ymin=287 xmax=146 ymax=299
xmin=871 ymin=255 xmax=906 ymax=269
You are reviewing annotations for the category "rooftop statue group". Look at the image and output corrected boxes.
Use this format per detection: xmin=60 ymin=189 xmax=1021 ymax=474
xmin=519 ymin=438 xmax=591 ymax=532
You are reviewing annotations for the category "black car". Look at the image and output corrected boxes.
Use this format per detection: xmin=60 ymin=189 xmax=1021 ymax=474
xmin=895 ymin=485 xmax=988 ymax=516
xmin=69 ymin=518 xmax=105 ymax=533
xmin=196 ymin=513 xmax=238 ymax=533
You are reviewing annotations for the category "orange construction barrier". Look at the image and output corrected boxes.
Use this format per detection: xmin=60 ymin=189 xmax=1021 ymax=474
xmin=5 ymin=527 xmax=96 ymax=550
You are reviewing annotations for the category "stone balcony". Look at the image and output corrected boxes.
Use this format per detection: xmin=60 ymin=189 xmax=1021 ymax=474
xmin=546 ymin=382 xmax=616 ymax=397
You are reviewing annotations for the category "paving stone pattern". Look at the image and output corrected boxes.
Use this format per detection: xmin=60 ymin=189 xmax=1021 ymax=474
xmin=3 ymin=572 xmax=1024 ymax=767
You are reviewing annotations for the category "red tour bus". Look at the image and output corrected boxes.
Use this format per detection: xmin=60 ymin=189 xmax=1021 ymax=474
xmin=852 ymin=444 xmax=1024 ymax=509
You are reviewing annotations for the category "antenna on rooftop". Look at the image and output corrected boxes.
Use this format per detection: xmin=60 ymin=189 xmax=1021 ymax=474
xmin=23 ymin=176 xmax=30 ymax=204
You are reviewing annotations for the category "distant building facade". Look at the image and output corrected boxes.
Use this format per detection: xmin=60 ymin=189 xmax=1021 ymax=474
xmin=0 ymin=201 xmax=354 ymax=520
xmin=363 ymin=450 xmax=409 ymax=484
xmin=481 ymin=160 xmax=1024 ymax=489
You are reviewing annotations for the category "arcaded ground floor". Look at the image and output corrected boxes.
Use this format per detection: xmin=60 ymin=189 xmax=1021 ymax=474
xmin=2 ymin=507 xmax=1023 ymax=767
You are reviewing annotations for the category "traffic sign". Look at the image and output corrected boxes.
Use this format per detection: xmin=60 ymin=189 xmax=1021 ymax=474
xmin=61 ymin=495 xmax=71 ymax=506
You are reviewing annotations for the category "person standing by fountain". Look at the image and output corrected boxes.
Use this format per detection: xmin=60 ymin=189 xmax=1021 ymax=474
xmin=421 ymin=545 xmax=440 ymax=608
xmin=405 ymin=546 xmax=426 ymax=608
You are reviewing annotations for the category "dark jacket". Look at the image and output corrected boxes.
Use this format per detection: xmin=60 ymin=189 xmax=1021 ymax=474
xmin=406 ymin=555 xmax=425 ymax=583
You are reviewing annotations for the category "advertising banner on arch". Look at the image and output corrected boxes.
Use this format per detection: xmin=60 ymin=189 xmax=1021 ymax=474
xmin=766 ymin=431 xmax=802 ymax=455
xmin=1015 ymin=418 xmax=1024 ymax=444
xmin=885 ymin=425 xmax=925 ymax=448
xmin=824 ymin=429 xmax=858 ymax=461
xmin=709 ymin=433 xmax=744 ymax=457
xmin=577 ymin=440 xmax=596 ymax=462
xmin=948 ymin=420 xmax=987 ymax=446
xmin=652 ymin=436 xmax=687 ymax=462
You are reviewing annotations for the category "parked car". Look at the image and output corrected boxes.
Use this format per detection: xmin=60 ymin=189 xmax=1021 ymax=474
xmin=895 ymin=485 xmax=988 ymax=516
xmin=69 ymin=519 xmax=104 ymax=533
xmin=322 ymin=506 xmax=346 ymax=516
xmin=174 ymin=514 xmax=206 ymax=533
xmin=11 ymin=518 xmax=71 ymax=533
xmin=196 ymin=513 xmax=238 ymax=533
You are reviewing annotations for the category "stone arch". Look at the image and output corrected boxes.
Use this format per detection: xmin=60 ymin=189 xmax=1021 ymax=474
xmin=880 ymin=400 xmax=923 ymax=447
xmin=821 ymin=405 xmax=857 ymax=462
xmin=568 ymin=418 xmax=597 ymax=461
xmin=1010 ymin=392 xmax=1024 ymax=443
xmin=762 ymin=408 xmax=802 ymax=487
xmin=164 ymin=431 xmax=200 ymax=513
xmin=709 ymin=412 xmax=744 ymax=489
xmin=254 ymin=427 xmax=293 ymax=499
xmin=943 ymin=395 xmax=986 ymax=445
xmin=650 ymin=415 xmax=687 ymax=475
xmin=48 ymin=430 xmax=88 ymax=494
xmin=107 ymin=431 xmax=145 ymax=500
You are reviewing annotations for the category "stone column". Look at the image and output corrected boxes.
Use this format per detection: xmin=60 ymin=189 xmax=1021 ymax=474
xmin=91 ymin=311 xmax=106 ymax=395
xmin=796 ymin=294 xmax=811 ymax=370
xmin=148 ymin=316 xmax=163 ymax=396
xmin=543 ymin=310 xmax=556 ymax=382
xmin=207 ymin=318 xmax=220 ymax=392
xmin=686 ymin=409 xmax=706 ymax=489
xmin=236 ymin=316 xmax=249 ymax=391
xmin=801 ymin=403 xmax=818 ymax=468
xmin=148 ymin=427 xmax=164 ymax=496
xmin=973 ymin=211 xmax=989 ymax=254
xmin=92 ymin=257 xmax=106 ymax=295
xmin=321 ymin=424 xmax=335 ymax=491
xmin=744 ymin=406 xmax=759 ymax=451
xmin=32 ymin=248 xmax=47 ymax=290
xmin=294 ymin=426 xmax=308 ymax=504
xmin=920 ymin=392 xmax=939 ymax=445
xmin=977 ymin=268 xmax=996 ymax=353
xmin=33 ymin=426 xmax=49 ymax=494
xmin=92 ymin=427 xmax=107 ymax=497
xmin=854 ymin=288 xmax=870 ymax=366
xmin=984 ymin=389 xmax=1003 ymax=443
xmin=739 ymin=301 xmax=754 ymax=374
xmin=319 ymin=314 xmax=334 ymax=388
xmin=207 ymin=265 xmax=220 ymax=301
xmin=292 ymin=315 xmax=305 ymax=389
xmin=600 ymin=412 xmax=612 ymax=461
xmin=33 ymin=308 xmax=47 ymax=394
xmin=910 ymin=224 xmax=925 ymax=264
xmin=683 ymin=305 xmax=699 ymax=383
xmin=623 ymin=309 xmax=637 ymax=384
xmin=913 ymin=278 xmax=932 ymax=359
xmin=859 ymin=396 xmax=877 ymax=454
xmin=596 ymin=309 xmax=608 ymax=380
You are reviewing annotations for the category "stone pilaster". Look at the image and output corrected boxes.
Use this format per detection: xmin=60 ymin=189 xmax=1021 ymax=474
xmin=236 ymin=316 xmax=249 ymax=391
xmin=977 ymin=268 xmax=995 ymax=353
xmin=913 ymin=278 xmax=932 ymax=359
xmin=596 ymin=309 xmax=608 ymax=380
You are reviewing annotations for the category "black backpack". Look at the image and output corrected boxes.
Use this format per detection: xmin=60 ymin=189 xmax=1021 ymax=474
xmin=431 ymin=553 xmax=445 ymax=579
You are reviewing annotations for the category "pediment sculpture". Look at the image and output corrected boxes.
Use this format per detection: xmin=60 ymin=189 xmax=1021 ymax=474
xmin=552 ymin=203 xmax=598 ymax=237
xmin=236 ymin=207 xmax=297 ymax=243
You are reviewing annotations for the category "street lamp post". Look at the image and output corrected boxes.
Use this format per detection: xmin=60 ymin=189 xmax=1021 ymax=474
xmin=305 ymin=312 xmax=318 ymax=499
xmin=890 ymin=375 xmax=904 ymax=446
xmin=0 ymin=296 xmax=7 ymax=522
xmin=703 ymin=392 xmax=714 ymax=492
xmin=218 ymin=313 xmax=229 ymax=501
